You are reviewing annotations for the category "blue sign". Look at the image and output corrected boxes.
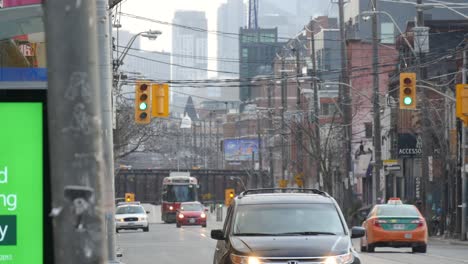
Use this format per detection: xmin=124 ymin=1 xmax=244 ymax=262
xmin=224 ymin=139 xmax=259 ymax=161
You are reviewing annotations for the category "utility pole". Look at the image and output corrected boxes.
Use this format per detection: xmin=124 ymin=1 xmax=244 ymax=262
xmin=281 ymin=55 xmax=287 ymax=183
xmin=268 ymin=80 xmax=275 ymax=188
xmin=309 ymin=21 xmax=321 ymax=189
xmin=203 ymin=120 xmax=207 ymax=169
xmin=216 ymin=119 xmax=220 ymax=169
xmin=294 ymin=46 xmax=303 ymax=184
xmin=97 ymin=0 xmax=119 ymax=262
xmin=371 ymin=0 xmax=383 ymax=205
xmin=338 ymin=0 xmax=353 ymax=207
xmin=461 ymin=35 xmax=468 ymax=241
xmin=209 ymin=112 xmax=213 ymax=169
xmin=415 ymin=0 xmax=432 ymax=222
xmin=257 ymin=110 xmax=263 ymax=187
xmin=45 ymin=0 xmax=107 ymax=263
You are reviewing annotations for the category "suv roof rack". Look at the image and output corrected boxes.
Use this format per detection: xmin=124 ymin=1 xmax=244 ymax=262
xmin=117 ymin=201 xmax=141 ymax=206
xmin=239 ymin=188 xmax=329 ymax=198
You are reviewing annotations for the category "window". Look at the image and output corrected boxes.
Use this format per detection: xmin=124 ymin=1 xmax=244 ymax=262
xmin=242 ymin=48 xmax=248 ymax=58
xmin=381 ymin=22 xmax=395 ymax=44
xmin=259 ymin=33 xmax=275 ymax=43
xmin=365 ymin=122 xmax=373 ymax=138
xmin=321 ymin=103 xmax=336 ymax=116
xmin=116 ymin=206 xmax=145 ymax=214
xmin=232 ymin=204 xmax=345 ymax=235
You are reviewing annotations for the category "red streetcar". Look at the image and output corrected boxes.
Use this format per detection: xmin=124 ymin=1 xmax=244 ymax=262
xmin=161 ymin=172 xmax=199 ymax=223
xmin=176 ymin=202 xmax=207 ymax=228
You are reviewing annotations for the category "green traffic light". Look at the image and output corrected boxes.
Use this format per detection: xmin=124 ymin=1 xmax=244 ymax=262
xmin=139 ymin=102 xmax=148 ymax=110
xmin=403 ymin=96 xmax=413 ymax=105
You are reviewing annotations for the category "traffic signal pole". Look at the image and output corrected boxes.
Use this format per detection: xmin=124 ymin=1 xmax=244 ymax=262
xmin=45 ymin=0 xmax=107 ymax=263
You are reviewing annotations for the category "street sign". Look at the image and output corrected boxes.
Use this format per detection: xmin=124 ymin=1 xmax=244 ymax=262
xmin=0 ymin=102 xmax=44 ymax=263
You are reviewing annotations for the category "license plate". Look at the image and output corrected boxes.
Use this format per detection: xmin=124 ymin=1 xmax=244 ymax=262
xmin=393 ymin=224 xmax=405 ymax=230
xmin=128 ymin=222 xmax=135 ymax=225
xmin=404 ymin=233 xmax=413 ymax=239
xmin=189 ymin=219 xmax=195 ymax=224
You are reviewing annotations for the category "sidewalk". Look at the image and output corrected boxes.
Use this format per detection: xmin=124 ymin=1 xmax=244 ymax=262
xmin=430 ymin=236 xmax=468 ymax=246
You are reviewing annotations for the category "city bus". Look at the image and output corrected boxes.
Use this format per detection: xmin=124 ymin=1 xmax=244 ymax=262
xmin=161 ymin=172 xmax=199 ymax=223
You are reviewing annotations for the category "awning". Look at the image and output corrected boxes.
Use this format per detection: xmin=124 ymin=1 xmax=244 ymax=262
xmin=0 ymin=4 xmax=44 ymax=41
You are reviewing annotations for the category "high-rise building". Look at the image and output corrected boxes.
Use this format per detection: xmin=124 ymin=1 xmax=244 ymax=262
xmin=172 ymin=11 xmax=208 ymax=114
xmin=259 ymin=0 xmax=331 ymax=38
xmin=217 ymin=0 xmax=246 ymax=78
xmin=172 ymin=10 xmax=208 ymax=81
xmin=239 ymin=27 xmax=279 ymax=102
xmin=344 ymin=0 xmax=468 ymax=43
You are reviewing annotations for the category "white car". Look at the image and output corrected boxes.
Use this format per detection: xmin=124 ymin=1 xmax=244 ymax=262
xmin=115 ymin=203 xmax=149 ymax=232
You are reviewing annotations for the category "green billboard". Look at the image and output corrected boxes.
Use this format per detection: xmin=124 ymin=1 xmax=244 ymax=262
xmin=0 ymin=103 xmax=43 ymax=263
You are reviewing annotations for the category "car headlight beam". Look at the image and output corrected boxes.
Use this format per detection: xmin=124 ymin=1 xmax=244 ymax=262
xmin=325 ymin=253 xmax=354 ymax=264
xmin=230 ymin=254 xmax=261 ymax=264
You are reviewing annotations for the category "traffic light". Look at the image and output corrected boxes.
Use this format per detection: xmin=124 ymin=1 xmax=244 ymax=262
xmin=125 ymin=192 xmax=135 ymax=202
xmin=279 ymin=179 xmax=288 ymax=188
xmin=225 ymin=188 xmax=235 ymax=206
xmin=135 ymin=81 xmax=151 ymax=124
xmin=151 ymin=83 xmax=170 ymax=118
xmin=294 ymin=174 xmax=304 ymax=188
xmin=399 ymin=73 xmax=417 ymax=110
xmin=456 ymin=84 xmax=468 ymax=125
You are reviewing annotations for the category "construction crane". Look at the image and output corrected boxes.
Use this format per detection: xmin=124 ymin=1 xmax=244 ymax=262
xmin=249 ymin=0 xmax=259 ymax=29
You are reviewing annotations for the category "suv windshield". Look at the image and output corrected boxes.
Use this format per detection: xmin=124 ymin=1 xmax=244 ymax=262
xmin=232 ymin=203 xmax=345 ymax=235
xmin=376 ymin=205 xmax=419 ymax=217
xmin=181 ymin=204 xmax=203 ymax=211
xmin=116 ymin=206 xmax=145 ymax=215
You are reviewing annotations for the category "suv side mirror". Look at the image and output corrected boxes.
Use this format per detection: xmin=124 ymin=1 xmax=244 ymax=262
xmin=211 ymin=229 xmax=225 ymax=240
xmin=350 ymin=226 xmax=365 ymax=239
xmin=146 ymin=211 xmax=150 ymax=214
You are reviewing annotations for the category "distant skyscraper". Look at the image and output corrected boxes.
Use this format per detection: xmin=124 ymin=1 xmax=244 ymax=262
xmin=259 ymin=0 xmax=330 ymax=38
xmin=217 ymin=0 xmax=246 ymax=76
xmin=172 ymin=10 xmax=208 ymax=81
xmin=171 ymin=11 xmax=208 ymax=115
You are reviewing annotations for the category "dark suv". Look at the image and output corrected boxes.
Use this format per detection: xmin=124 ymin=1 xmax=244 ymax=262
xmin=211 ymin=188 xmax=365 ymax=264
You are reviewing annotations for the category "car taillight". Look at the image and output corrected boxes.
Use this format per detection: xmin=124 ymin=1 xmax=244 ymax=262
xmin=201 ymin=213 xmax=206 ymax=218
xmin=374 ymin=219 xmax=387 ymax=228
xmin=411 ymin=218 xmax=425 ymax=228
xmin=178 ymin=213 xmax=184 ymax=219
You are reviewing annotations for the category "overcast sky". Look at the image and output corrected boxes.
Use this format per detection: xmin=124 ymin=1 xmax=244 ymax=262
xmin=117 ymin=0 xmax=335 ymax=77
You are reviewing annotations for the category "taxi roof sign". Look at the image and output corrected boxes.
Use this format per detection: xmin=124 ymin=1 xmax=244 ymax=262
xmin=387 ymin=198 xmax=403 ymax=205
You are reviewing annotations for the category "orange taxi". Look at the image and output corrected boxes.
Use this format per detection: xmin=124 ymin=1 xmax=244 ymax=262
xmin=360 ymin=198 xmax=428 ymax=253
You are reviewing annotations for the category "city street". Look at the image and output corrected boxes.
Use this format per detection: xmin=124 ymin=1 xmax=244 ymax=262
xmin=116 ymin=204 xmax=224 ymax=264
xmin=116 ymin=205 xmax=468 ymax=264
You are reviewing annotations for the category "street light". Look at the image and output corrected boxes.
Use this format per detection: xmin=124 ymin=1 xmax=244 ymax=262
xmin=114 ymin=29 xmax=162 ymax=71
xmin=360 ymin=10 xmax=417 ymax=57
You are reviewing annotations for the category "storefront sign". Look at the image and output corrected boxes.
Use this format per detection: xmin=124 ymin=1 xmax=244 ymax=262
xmin=398 ymin=133 xmax=422 ymax=157
xmin=0 ymin=102 xmax=43 ymax=263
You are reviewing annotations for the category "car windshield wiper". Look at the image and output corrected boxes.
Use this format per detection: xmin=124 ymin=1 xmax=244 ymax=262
xmin=233 ymin=233 xmax=277 ymax=236
xmin=274 ymin=231 xmax=337 ymax=236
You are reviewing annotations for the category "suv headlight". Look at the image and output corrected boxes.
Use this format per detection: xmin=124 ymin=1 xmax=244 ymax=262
xmin=139 ymin=216 xmax=147 ymax=221
xmin=230 ymin=253 xmax=261 ymax=264
xmin=324 ymin=253 xmax=354 ymax=264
